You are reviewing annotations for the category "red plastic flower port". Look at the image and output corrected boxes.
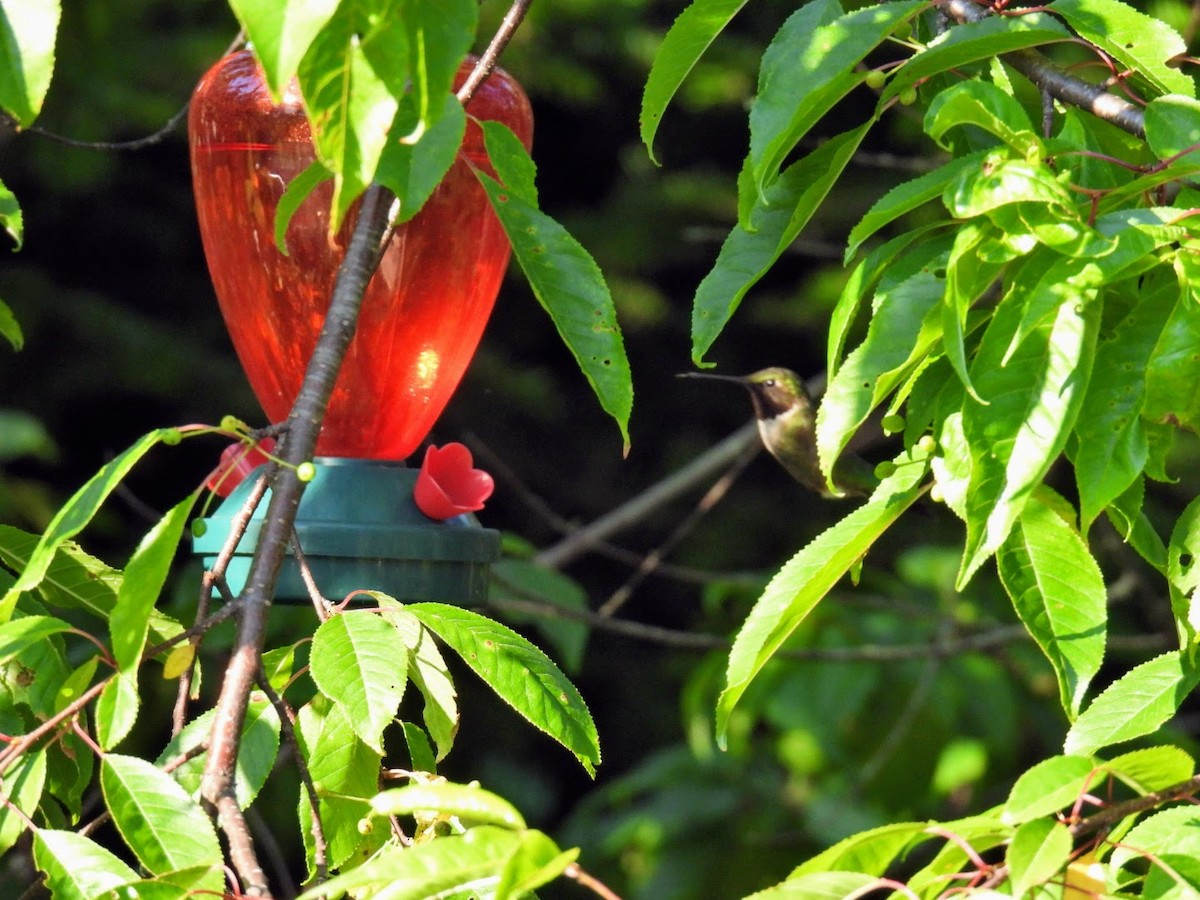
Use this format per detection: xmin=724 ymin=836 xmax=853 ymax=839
xmin=206 ymin=438 xmax=276 ymax=497
xmin=414 ymin=443 xmax=494 ymax=520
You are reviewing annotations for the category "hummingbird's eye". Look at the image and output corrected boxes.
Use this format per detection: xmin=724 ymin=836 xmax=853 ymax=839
xmin=764 ymin=379 xmax=775 ymax=387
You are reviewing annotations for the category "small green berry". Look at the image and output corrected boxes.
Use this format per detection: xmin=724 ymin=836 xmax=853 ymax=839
xmin=357 ymin=818 xmax=374 ymax=835
xmin=898 ymin=86 xmax=918 ymax=106
xmin=161 ymin=427 xmax=183 ymax=446
xmin=296 ymin=461 xmax=317 ymax=483
xmin=892 ymin=19 xmax=912 ymax=39
xmin=191 ymin=519 xmax=208 ymax=538
xmin=220 ymin=414 xmax=247 ymax=434
xmin=874 ymin=461 xmax=897 ymax=480
xmin=916 ymin=435 xmax=937 ymax=454
xmin=881 ymin=413 xmax=905 ymax=434
xmin=930 ymin=483 xmax=945 ymax=504
xmin=864 ymin=69 xmax=887 ymax=90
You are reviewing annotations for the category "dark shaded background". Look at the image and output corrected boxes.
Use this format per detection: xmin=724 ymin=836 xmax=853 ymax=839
xmin=3 ymin=0 xmax=1198 ymax=897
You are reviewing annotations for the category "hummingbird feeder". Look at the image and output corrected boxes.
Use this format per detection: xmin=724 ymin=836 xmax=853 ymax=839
xmin=188 ymin=50 xmax=533 ymax=605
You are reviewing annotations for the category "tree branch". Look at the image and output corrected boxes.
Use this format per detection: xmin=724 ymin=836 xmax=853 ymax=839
xmin=198 ymin=184 xmax=396 ymax=898
xmin=944 ymin=0 xmax=1145 ymax=137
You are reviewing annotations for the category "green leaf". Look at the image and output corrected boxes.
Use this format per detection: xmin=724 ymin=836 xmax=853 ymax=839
xmin=692 ymin=122 xmax=871 ymax=365
xmin=111 ymin=491 xmax=198 ymax=671
xmin=475 ymin=171 xmax=632 ymax=453
xmin=157 ymin=696 xmax=280 ymax=809
xmin=791 ymin=822 xmax=932 ymax=877
xmin=96 ymin=668 xmax=140 ymax=751
xmin=716 ymin=445 xmax=931 ymax=743
xmin=0 ymin=528 xmax=181 ymax=646
xmin=297 ymin=1 xmax=407 ymax=229
xmin=1110 ymin=807 xmax=1200 ymax=895
xmin=0 ymin=178 xmax=23 ymax=251
xmin=1107 ymin=745 xmax=1194 ymax=793
xmin=639 ymin=0 xmax=750 ymax=163
xmin=1003 ymin=755 xmax=1098 ymax=824
xmin=33 ymin=829 xmax=138 ymax=900
xmin=100 ymin=754 xmax=223 ymax=891
xmin=274 ymin=160 xmax=332 ymax=255
xmin=0 ymin=429 xmax=167 ymax=623
xmin=944 ymin=156 xmax=1076 ymax=220
xmin=406 ymin=603 xmax=601 ymax=776
xmin=0 ymin=0 xmax=60 ymax=127
xmin=747 ymin=0 xmax=921 ymax=195
xmin=1074 ymin=269 xmax=1174 ymax=528
xmin=395 ymin=0 xmax=476 ymax=143
xmin=1048 ymin=0 xmax=1191 ymax=96
xmin=817 ymin=269 xmax=942 ymax=484
xmin=229 ymin=0 xmax=339 ymax=95
xmin=1107 ymin=476 xmax=1168 ymax=573
xmin=402 ymin=721 xmax=437 ymax=773
xmin=958 ymin=286 xmax=1100 ymax=587
xmin=1145 ymin=94 xmax=1200 ymax=166
xmin=0 ymin=299 xmax=22 ymax=351
xmin=481 ymin=119 xmax=537 ymax=204
xmin=489 ymin=559 xmax=590 ymax=673
xmin=1168 ymin=493 xmax=1200 ymax=643
xmin=744 ymin=872 xmax=881 ymax=899
xmin=0 ymin=614 xmax=71 ymax=661
xmin=372 ymin=782 xmax=526 ymax=829
xmin=1008 ymin=818 xmax=1072 ymax=899
xmin=377 ymin=93 xmax=466 ymax=224
xmin=1144 ymin=291 xmax=1200 ymax=433
xmin=997 ymin=493 xmax=1107 ymax=719
xmin=310 ymin=611 xmax=409 ymax=755
xmin=496 ymin=830 xmax=577 ymax=900
xmin=883 ymin=12 xmax=1071 ymax=105
xmin=924 ymin=80 xmax=1039 ymax=156
xmin=845 ymin=155 xmax=982 ymax=262
xmin=1065 ymin=650 xmax=1200 ymax=755
xmin=297 ymin=697 xmax=383 ymax=872
xmin=297 ymin=826 xmax=525 ymax=900
xmin=0 ymin=749 xmax=44 ymax=855
xmin=388 ymin=608 xmax=459 ymax=761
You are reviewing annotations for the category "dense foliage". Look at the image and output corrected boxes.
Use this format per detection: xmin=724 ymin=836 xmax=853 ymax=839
xmin=4 ymin=0 xmax=1200 ymax=897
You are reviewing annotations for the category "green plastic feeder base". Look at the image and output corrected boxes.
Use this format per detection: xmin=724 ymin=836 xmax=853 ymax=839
xmin=192 ymin=458 xmax=500 ymax=605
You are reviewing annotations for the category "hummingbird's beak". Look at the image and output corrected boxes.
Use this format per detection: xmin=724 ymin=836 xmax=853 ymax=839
xmin=676 ymin=372 xmax=746 ymax=385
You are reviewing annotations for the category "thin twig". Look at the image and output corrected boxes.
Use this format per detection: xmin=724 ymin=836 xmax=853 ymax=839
xmin=456 ymin=0 xmax=535 ymax=104
xmin=597 ymin=436 xmax=759 ymax=616
xmin=564 ymin=863 xmax=625 ymax=900
xmin=291 ymin=526 xmax=333 ymax=622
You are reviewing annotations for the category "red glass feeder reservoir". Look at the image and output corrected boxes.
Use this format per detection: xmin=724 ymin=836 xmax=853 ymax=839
xmin=189 ymin=51 xmax=533 ymax=460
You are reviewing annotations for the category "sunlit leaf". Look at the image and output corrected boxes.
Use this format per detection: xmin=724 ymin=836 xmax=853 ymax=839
xmin=717 ymin=446 xmax=931 ymax=743
xmin=1049 ymin=0 xmax=1191 ymax=96
xmin=1145 ymin=94 xmax=1200 ymax=166
xmin=96 ymin=668 xmax=140 ymax=751
xmin=158 ymin=696 xmax=280 ymax=809
xmin=925 ymin=80 xmax=1039 ymax=156
xmin=1064 ymin=651 xmax=1200 ymax=755
xmin=229 ymin=0 xmax=339 ymax=95
xmin=310 ymin=611 xmax=408 ymax=755
xmin=296 ymin=826 xmax=526 ymax=900
xmin=0 ymin=0 xmax=60 ymax=127
xmin=406 ymin=603 xmax=601 ymax=776
xmin=372 ymin=782 xmax=526 ymax=829
xmin=747 ymin=0 xmax=922 ymax=197
xmin=388 ymin=608 xmax=459 ymax=761
xmin=33 ymin=829 xmax=138 ymax=900
xmin=0 ymin=299 xmax=21 ymax=351
xmin=475 ymin=171 xmax=632 ymax=453
xmin=883 ymin=13 xmax=1071 ymax=105
xmin=1106 ymin=745 xmax=1194 ymax=793
xmin=110 ymin=491 xmax=198 ymax=671
xmin=1144 ymin=291 xmax=1200 ymax=433
xmin=640 ymin=0 xmax=751 ymax=163
xmin=694 ymin=122 xmax=871 ymax=365
xmin=0 ymin=178 xmax=23 ymax=251
xmin=791 ymin=822 xmax=932 ymax=877
xmin=1110 ymin=807 xmax=1200 ymax=895
xmin=0 ymin=749 xmax=44 ymax=855
xmin=1008 ymin=818 xmax=1072 ymax=899
xmin=997 ymin=493 xmax=1107 ymax=718
xmin=100 ymin=754 xmax=223 ymax=892
xmin=958 ymin=287 xmax=1099 ymax=587
xmin=0 ymin=430 xmax=167 ymax=623
xmin=1002 ymin=755 xmax=1098 ymax=824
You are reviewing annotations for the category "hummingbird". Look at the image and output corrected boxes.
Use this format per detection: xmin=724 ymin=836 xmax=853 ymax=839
xmin=679 ymin=367 xmax=877 ymax=498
